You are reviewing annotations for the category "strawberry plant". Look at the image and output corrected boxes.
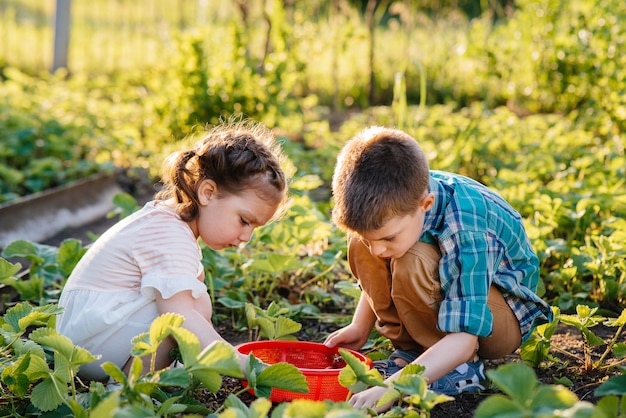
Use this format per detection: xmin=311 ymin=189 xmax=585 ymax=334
xmin=245 ymin=302 xmax=302 ymax=341
xmin=594 ymin=367 xmax=626 ymax=417
xmin=0 ymin=1 xmax=625 ymax=416
xmin=0 ymin=303 xmax=308 ymax=416
xmin=0 ymin=239 xmax=86 ymax=306
xmin=474 ymin=362 xmax=597 ymax=418
xmin=521 ymin=305 xmax=626 ymax=374
xmin=339 ymin=349 xmax=454 ymax=416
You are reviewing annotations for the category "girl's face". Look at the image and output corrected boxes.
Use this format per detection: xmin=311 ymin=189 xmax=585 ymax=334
xmin=192 ymin=180 xmax=281 ymax=250
xmin=358 ymin=193 xmax=434 ymax=260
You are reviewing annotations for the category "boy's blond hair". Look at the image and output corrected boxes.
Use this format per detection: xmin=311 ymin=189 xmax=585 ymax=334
xmin=331 ymin=126 xmax=430 ymax=233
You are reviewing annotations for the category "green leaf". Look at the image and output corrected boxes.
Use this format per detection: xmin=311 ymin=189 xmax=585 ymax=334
xmin=254 ymin=362 xmax=308 ymax=398
xmin=2 ymin=240 xmax=44 ymax=263
xmin=519 ymin=310 xmax=559 ymax=366
xmin=474 ymin=395 xmax=526 ymax=418
xmin=134 ymin=381 xmax=160 ymax=395
xmin=612 ymin=343 xmax=626 ymax=358
xmin=338 ymin=348 xmax=382 ymax=387
xmin=30 ymin=375 xmax=65 ymax=412
xmin=559 ymin=314 xmax=583 ymax=329
xmin=0 ymin=257 xmax=21 ymax=279
xmin=246 ymin=253 xmax=302 ymax=273
xmin=218 ymin=297 xmax=247 ymax=309
xmin=156 ymin=395 xmax=188 ymax=416
xmin=187 ymin=342 xmax=240 ymax=392
xmin=101 ymin=362 xmax=127 ymax=386
xmin=245 ymin=303 xmax=258 ymax=328
xmin=223 ymin=392 xmax=249 ymax=411
xmin=89 ymin=391 xmax=122 ymax=418
xmin=581 ymin=328 xmax=606 ymax=347
xmin=256 ymin=317 xmax=275 ymax=340
xmin=274 ymin=316 xmax=302 ymax=340
xmin=280 ymin=398 xmax=332 ymax=418
xmin=1 ymin=303 xmax=62 ymax=339
xmin=196 ymin=341 xmax=242 ymax=376
xmin=149 ymin=312 xmax=184 ymax=346
xmin=130 ymin=313 xmax=184 ymax=357
xmin=29 ymin=327 xmax=97 ymax=366
xmin=519 ymin=336 xmax=551 ymax=368
xmin=155 ymin=367 xmax=190 ymax=387
xmin=392 ymin=373 xmax=429 ymax=396
xmin=57 ymin=239 xmax=86 ymax=277
xmin=594 ymin=395 xmax=621 ymax=418
xmin=266 ymin=301 xmax=287 ymax=317
xmin=52 ymin=353 xmax=72 ymax=383
xmin=486 ymin=363 xmax=538 ymax=401
xmin=168 ymin=326 xmax=201 ymax=366
xmin=529 ymin=385 xmax=578 ymax=413
xmin=1 ymin=356 xmax=32 ymax=396
xmin=595 ymin=375 xmax=626 ymax=396
xmin=23 ymin=353 xmax=52 ymax=381
xmin=109 ymin=192 xmax=140 ymax=219
xmin=376 ymin=388 xmax=402 ymax=408
xmin=66 ymin=398 xmax=88 ymax=418
xmin=189 ymin=368 xmax=222 ymax=393
xmin=553 ymin=376 xmax=573 ymax=387
xmin=604 ymin=308 xmax=626 ymax=327
xmin=335 ymin=280 xmax=361 ymax=301
xmin=290 ymin=175 xmax=323 ymax=191
xmin=247 ymin=397 xmax=273 ymax=418
xmin=13 ymin=339 xmax=46 ymax=358
xmin=129 ymin=354 xmax=146 ymax=383
xmin=558 ymin=402 xmax=598 ymax=417
xmin=129 ymin=332 xmax=151 ymax=356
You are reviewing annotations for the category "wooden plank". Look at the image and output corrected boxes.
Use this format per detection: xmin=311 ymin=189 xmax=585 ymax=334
xmin=0 ymin=173 xmax=123 ymax=248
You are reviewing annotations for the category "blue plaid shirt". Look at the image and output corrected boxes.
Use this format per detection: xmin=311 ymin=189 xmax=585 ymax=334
xmin=421 ymin=171 xmax=553 ymax=342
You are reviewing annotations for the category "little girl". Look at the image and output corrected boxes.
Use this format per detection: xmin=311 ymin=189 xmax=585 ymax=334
xmin=56 ymin=118 xmax=288 ymax=382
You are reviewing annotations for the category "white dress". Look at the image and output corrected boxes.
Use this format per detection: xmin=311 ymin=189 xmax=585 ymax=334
xmin=57 ymin=201 xmax=207 ymax=381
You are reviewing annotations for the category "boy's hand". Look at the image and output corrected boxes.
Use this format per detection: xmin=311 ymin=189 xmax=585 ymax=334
xmin=323 ymin=323 xmax=369 ymax=350
xmin=325 ymin=293 xmax=377 ymax=350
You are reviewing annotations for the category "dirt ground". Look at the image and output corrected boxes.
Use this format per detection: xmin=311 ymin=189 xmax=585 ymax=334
xmin=39 ymin=192 xmax=621 ymax=417
xmin=206 ymin=320 xmax=621 ymax=417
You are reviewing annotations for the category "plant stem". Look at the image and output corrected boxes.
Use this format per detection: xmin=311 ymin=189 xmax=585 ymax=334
xmin=598 ymin=356 xmax=626 ymax=370
xmin=550 ymin=344 xmax=584 ymax=364
xmin=594 ymin=323 xmax=624 ymax=369
xmin=299 ymin=263 xmax=336 ymax=290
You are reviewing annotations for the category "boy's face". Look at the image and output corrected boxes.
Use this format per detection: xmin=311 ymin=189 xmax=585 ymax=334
xmin=359 ymin=193 xmax=434 ymax=260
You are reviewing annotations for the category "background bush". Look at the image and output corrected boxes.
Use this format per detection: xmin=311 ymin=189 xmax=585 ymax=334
xmin=0 ymin=0 xmax=624 ymax=313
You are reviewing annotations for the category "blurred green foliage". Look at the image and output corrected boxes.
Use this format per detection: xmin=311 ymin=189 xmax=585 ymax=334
xmin=0 ymin=0 xmax=624 ymax=312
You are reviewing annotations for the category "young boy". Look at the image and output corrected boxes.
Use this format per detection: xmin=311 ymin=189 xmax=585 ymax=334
xmin=324 ymin=126 xmax=553 ymax=411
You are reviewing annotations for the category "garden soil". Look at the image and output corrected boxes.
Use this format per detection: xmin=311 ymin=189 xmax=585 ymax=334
xmin=43 ymin=199 xmax=620 ymax=417
xmin=209 ymin=320 xmax=619 ymax=417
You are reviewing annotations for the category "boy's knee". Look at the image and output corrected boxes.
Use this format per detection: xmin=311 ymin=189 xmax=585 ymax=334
xmin=391 ymin=242 xmax=443 ymax=310
xmin=477 ymin=286 xmax=522 ymax=359
xmin=392 ymin=241 xmax=440 ymax=281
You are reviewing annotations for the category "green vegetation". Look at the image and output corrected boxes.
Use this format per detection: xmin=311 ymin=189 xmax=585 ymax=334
xmin=1 ymin=0 xmax=625 ymax=416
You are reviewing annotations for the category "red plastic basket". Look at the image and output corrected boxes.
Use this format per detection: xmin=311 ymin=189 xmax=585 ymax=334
xmin=237 ymin=340 xmax=372 ymax=402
